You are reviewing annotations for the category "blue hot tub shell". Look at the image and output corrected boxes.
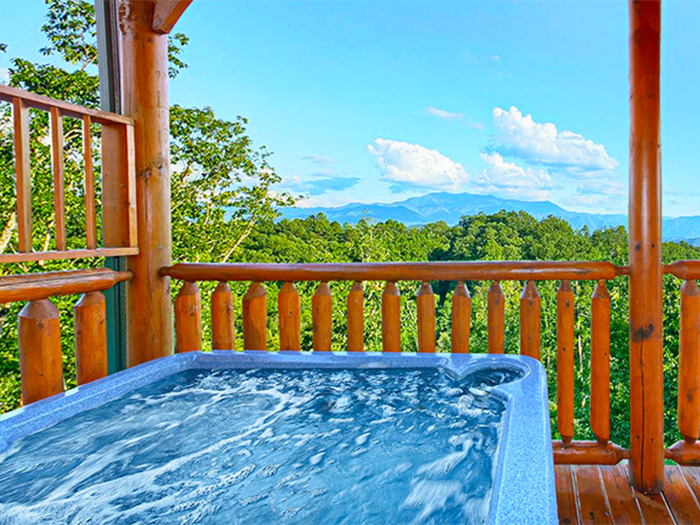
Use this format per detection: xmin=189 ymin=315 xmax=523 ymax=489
xmin=0 ymin=351 xmax=557 ymax=524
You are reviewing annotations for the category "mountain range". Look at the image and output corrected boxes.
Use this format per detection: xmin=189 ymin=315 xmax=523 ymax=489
xmin=280 ymin=191 xmax=700 ymax=243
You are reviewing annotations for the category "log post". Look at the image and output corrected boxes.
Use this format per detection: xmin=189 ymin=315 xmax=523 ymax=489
xmin=242 ymin=282 xmax=267 ymax=350
xmin=75 ymin=291 xmax=108 ymax=385
xmin=278 ymin=282 xmax=300 ymax=351
xmin=382 ymin=282 xmax=401 ymax=352
xmin=488 ymin=282 xmax=505 ymax=354
xmin=591 ymin=280 xmax=611 ymax=445
xmin=417 ymin=281 xmax=436 ymax=353
xmin=557 ymin=280 xmax=575 ymax=445
xmin=346 ymin=282 xmax=364 ymax=352
xmin=121 ymin=0 xmax=174 ymax=365
xmin=520 ymin=280 xmax=541 ymax=360
xmin=678 ymin=280 xmax=700 ymax=444
xmin=18 ymin=299 xmax=63 ymax=404
xmin=211 ymin=282 xmax=235 ymax=350
xmin=628 ymin=0 xmax=664 ymax=493
xmin=451 ymin=282 xmax=471 ymax=353
xmin=174 ymin=281 xmax=201 ymax=353
xmin=312 ymin=282 xmax=332 ymax=351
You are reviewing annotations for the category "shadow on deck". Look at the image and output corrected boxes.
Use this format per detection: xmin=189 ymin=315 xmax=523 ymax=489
xmin=556 ymin=463 xmax=700 ymax=524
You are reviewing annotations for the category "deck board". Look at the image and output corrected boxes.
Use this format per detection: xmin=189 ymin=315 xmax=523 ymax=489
xmin=555 ymin=463 xmax=700 ymax=524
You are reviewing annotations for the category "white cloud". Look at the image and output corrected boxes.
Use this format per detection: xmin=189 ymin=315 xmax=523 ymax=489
xmin=491 ymin=54 xmax=501 ymax=62
xmin=576 ymin=178 xmax=625 ymax=197
xmin=0 ymin=68 xmax=9 ymax=84
xmin=474 ymin=152 xmax=553 ymax=200
xmin=367 ymin=138 xmax=469 ymax=192
xmin=492 ymin=106 xmax=619 ymax=174
xmin=426 ymin=106 xmax=463 ymax=121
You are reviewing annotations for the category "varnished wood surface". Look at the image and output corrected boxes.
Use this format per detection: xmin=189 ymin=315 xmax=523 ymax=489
xmin=556 ymin=463 xmax=700 ymax=524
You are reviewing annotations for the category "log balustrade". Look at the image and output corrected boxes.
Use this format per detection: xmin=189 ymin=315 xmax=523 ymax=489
xmin=0 ymin=84 xmax=138 ymax=263
xmin=163 ymin=260 xmax=629 ymax=465
xmin=0 ymin=268 xmax=132 ymax=404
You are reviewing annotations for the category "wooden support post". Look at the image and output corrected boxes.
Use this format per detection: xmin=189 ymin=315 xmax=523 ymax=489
xmin=451 ymin=282 xmax=471 ymax=353
xmin=121 ymin=0 xmax=175 ymax=365
xmin=557 ymin=280 xmax=575 ymax=445
xmin=242 ymin=282 xmax=267 ymax=350
xmin=74 ymin=291 xmax=108 ymax=385
xmin=417 ymin=281 xmax=436 ymax=353
xmin=520 ymin=280 xmax=541 ymax=360
xmin=174 ymin=281 xmax=201 ymax=353
xmin=346 ymin=282 xmax=364 ymax=352
xmin=278 ymin=282 xmax=300 ymax=351
xmin=628 ymin=0 xmax=664 ymax=493
xmin=591 ymin=280 xmax=611 ymax=445
xmin=678 ymin=280 xmax=700 ymax=444
xmin=382 ymin=282 xmax=401 ymax=352
xmin=488 ymin=282 xmax=505 ymax=354
xmin=18 ymin=299 xmax=63 ymax=404
xmin=312 ymin=282 xmax=332 ymax=351
xmin=211 ymin=282 xmax=235 ymax=350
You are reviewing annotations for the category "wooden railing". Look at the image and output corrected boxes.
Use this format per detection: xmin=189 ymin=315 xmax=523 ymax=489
xmin=0 ymin=268 xmax=131 ymax=405
xmin=163 ymin=260 xmax=630 ymax=465
xmin=0 ymin=84 xmax=137 ymax=262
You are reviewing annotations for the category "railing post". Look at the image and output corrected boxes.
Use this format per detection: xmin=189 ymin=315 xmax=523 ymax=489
xmin=18 ymin=299 xmax=63 ymax=404
xmin=121 ymin=0 xmax=174 ymax=366
xmin=346 ymin=282 xmax=364 ymax=352
xmin=74 ymin=291 xmax=108 ymax=385
xmin=678 ymin=280 xmax=700 ymax=444
xmin=628 ymin=0 xmax=664 ymax=493
xmin=417 ymin=282 xmax=436 ymax=353
xmin=451 ymin=282 xmax=471 ymax=353
xmin=382 ymin=282 xmax=401 ymax=352
xmin=557 ymin=280 xmax=575 ymax=445
xmin=278 ymin=282 xmax=300 ymax=351
xmin=488 ymin=282 xmax=505 ymax=354
xmin=243 ymin=282 xmax=267 ymax=350
xmin=520 ymin=280 xmax=541 ymax=360
xmin=211 ymin=281 xmax=235 ymax=350
xmin=174 ymin=281 xmax=201 ymax=353
xmin=591 ymin=280 xmax=611 ymax=445
xmin=312 ymin=282 xmax=332 ymax=351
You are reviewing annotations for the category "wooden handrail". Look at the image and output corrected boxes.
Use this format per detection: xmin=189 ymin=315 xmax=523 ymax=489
xmin=0 ymin=268 xmax=132 ymax=303
xmin=0 ymin=84 xmax=133 ymax=125
xmin=665 ymin=260 xmax=700 ymax=280
xmin=162 ymin=261 xmax=622 ymax=283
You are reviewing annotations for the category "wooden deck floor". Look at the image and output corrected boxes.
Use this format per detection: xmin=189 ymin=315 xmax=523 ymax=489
xmin=556 ymin=463 xmax=700 ymax=524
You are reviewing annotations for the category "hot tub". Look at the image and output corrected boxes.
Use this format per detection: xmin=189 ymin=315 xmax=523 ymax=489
xmin=0 ymin=351 xmax=556 ymax=524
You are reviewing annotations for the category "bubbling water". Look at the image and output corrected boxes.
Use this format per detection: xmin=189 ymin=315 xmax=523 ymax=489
xmin=0 ymin=366 xmax=510 ymax=525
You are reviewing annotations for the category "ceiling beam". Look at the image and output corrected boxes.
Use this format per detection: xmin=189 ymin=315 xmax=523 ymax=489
xmin=152 ymin=0 xmax=193 ymax=34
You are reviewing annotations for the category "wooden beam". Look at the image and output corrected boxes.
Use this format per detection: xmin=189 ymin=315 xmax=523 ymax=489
xmin=121 ymin=0 xmax=174 ymax=366
xmin=628 ymin=0 xmax=664 ymax=494
xmin=152 ymin=0 xmax=192 ymax=34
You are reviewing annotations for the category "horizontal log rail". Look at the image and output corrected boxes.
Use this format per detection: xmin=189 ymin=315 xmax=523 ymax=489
xmin=664 ymin=260 xmax=700 ymax=280
xmin=165 ymin=260 xmax=630 ymax=466
xmin=0 ymin=268 xmax=132 ymax=303
xmin=1 ymin=267 xmax=133 ymax=404
xmin=162 ymin=260 xmax=625 ymax=283
xmin=0 ymin=84 xmax=138 ymax=262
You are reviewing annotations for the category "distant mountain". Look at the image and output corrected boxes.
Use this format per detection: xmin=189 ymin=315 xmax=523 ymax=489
xmin=280 ymin=191 xmax=700 ymax=243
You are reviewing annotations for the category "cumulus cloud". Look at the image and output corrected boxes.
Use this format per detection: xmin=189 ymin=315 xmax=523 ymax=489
xmin=367 ymin=138 xmax=469 ymax=192
xmin=474 ymin=152 xmax=553 ymax=200
xmin=492 ymin=106 xmax=618 ymax=174
xmin=426 ymin=107 xmax=463 ymax=121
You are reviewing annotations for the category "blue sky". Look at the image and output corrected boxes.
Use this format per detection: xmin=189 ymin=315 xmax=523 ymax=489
xmin=2 ymin=1 xmax=700 ymax=216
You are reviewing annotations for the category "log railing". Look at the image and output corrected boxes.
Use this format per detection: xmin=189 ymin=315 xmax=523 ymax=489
xmin=163 ymin=260 xmax=630 ymax=465
xmin=0 ymin=268 xmax=132 ymax=405
xmin=0 ymin=84 xmax=138 ymax=263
